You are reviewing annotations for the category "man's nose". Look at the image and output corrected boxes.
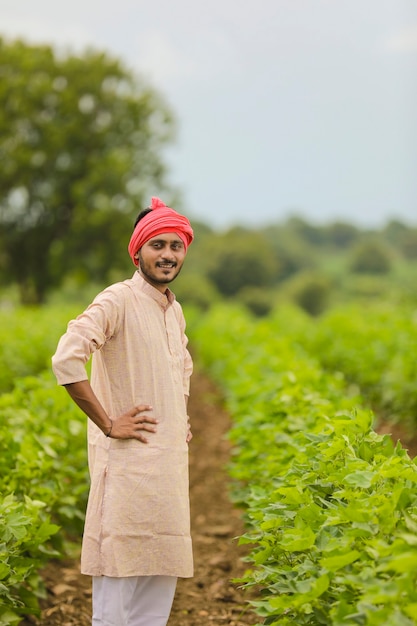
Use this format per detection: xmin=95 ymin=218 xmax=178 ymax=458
xmin=162 ymin=247 xmax=175 ymax=260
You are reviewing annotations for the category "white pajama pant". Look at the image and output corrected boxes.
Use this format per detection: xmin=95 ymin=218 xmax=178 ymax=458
xmin=92 ymin=575 xmax=178 ymax=626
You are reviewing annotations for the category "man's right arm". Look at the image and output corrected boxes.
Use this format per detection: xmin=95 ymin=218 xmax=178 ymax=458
xmin=64 ymin=380 xmax=113 ymax=436
xmin=52 ymin=292 xmax=158 ymax=441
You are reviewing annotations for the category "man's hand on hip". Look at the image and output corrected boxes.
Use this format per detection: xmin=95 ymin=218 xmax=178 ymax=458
xmin=110 ymin=405 xmax=157 ymax=442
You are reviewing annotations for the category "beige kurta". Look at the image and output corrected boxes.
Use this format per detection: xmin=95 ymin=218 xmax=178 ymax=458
xmin=52 ymin=271 xmax=193 ymax=578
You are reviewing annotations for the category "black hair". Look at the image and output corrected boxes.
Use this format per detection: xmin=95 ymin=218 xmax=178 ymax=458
xmin=134 ymin=208 xmax=152 ymax=228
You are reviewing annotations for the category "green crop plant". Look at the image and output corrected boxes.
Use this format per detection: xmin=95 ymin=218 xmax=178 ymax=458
xmin=270 ymin=303 xmax=417 ymax=430
xmin=0 ymin=372 xmax=88 ymax=623
xmin=0 ymin=305 xmax=80 ymax=392
xmin=190 ymin=303 xmax=417 ymax=625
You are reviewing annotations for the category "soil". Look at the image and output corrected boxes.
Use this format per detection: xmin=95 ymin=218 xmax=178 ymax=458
xmin=374 ymin=420 xmax=417 ymax=459
xmin=19 ymin=368 xmax=259 ymax=626
xmin=19 ymin=371 xmax=417 ymax=626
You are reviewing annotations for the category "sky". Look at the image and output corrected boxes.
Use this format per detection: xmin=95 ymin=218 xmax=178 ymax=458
xmin=1 ymin=0 xmax=416 ymax=230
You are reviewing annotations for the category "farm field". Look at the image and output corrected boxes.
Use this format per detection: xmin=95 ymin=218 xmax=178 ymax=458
xmin=1 ymin=300 xmax=417 ymax=625
xmin=190 ymin=303 xmax=417 ymax=625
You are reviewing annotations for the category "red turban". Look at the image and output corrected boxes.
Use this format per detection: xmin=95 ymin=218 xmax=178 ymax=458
xmin=128 ymin=197 xmax=194 ymax=266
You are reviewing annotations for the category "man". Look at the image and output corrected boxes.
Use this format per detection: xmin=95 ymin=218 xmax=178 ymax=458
xmin=52 ymin=197 xmax=194 ymax=626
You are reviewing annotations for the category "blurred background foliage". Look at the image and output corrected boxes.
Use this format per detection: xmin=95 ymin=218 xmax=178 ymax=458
xmin=0 ymin=37 xmax=416 ymax=316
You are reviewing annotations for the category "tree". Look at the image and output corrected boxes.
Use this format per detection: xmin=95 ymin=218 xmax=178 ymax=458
xmin=285 ymin=215 xmax=326 ymax=246
xmin=260 ymin=223 xmax=318 ymax=280
xmin=349 ymin=240 xmax=392 ymax=275
xmin=382 ymin=221 xmax=417 ymax=260
xmin=400 ymin=230 xmax=417 ymax=260
xmin=382 ymin=219 xmax=409 ymax=247
xmin=0 ymin=38 xmax=175 ymax=303
xmin=324 ymin=221 xmax=359 ymax=249
xmin=205 ymin=229 xmax=280 ymax=297
xmin=237 ymin=286 xmax=274 ymax=317
xmin=288 ymin=271 xmax=331 ymax=316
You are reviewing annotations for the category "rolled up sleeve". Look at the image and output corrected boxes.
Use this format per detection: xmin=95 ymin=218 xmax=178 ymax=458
xmin=52 ymin=290 xmax=121 ymax=385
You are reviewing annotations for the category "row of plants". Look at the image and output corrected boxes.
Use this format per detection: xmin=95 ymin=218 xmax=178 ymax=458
xmin=0 ymin=302 xmax=89 ymax=625
xmin=303 ymin=304 xmax=417 ymax=429
xmin=1 ymin=298 xmax=416 ymax=624
xmin=0 ymin=372 xmax=89 ymax=624
xmin=0 ymin=305 xmax=81 ymax=393
xmin=265 ymin=303 xmax=417 ymax=431
xmin=188 ymin=304 xmax=417 ymax=625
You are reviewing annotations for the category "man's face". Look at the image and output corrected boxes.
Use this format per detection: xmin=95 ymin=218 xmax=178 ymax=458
xmin=135 ymin=233 xmax=186 ymax=291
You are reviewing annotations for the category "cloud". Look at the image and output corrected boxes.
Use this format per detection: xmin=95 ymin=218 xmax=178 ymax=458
xmin=386 ymin=23 xmax=417 ymax=52
xmin=0 ymin=13 xmax=96 ymax=50
xmin=132 ymin=31 xmax=198 ymax=83
xmin=131 ymin=24 xmax=244 ymax=89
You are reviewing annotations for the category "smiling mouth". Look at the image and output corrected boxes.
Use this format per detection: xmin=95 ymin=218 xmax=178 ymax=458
xmin=157 ymin=262 xmax=176 ymax=269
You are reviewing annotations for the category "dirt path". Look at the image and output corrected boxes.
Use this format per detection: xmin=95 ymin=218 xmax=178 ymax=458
xmin=20 ymin=369 xmax=258 ymax=626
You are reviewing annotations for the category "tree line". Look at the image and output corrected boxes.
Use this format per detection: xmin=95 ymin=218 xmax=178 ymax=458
xmin=175 ymin=216 xmax=417 ymax=316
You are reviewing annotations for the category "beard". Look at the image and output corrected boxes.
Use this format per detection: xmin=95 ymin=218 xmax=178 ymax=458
xmin=137 ymin=253 xmax=183 ymax=287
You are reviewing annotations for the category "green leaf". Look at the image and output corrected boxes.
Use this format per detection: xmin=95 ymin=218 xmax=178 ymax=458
xmin=343 ymin=470 xmax=374 ymax=488
xmin=320 ymin=550 xmax=361 ymax=571
xmin=403 ymin=603 xmax=417 ymax=620
xmin=378 ymin=551 xmax=417 ymax=574
xmin=279 ymin=528 xmax=316 ymax=552
xmin=0 ymin=564 xmax=10 ymax=581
